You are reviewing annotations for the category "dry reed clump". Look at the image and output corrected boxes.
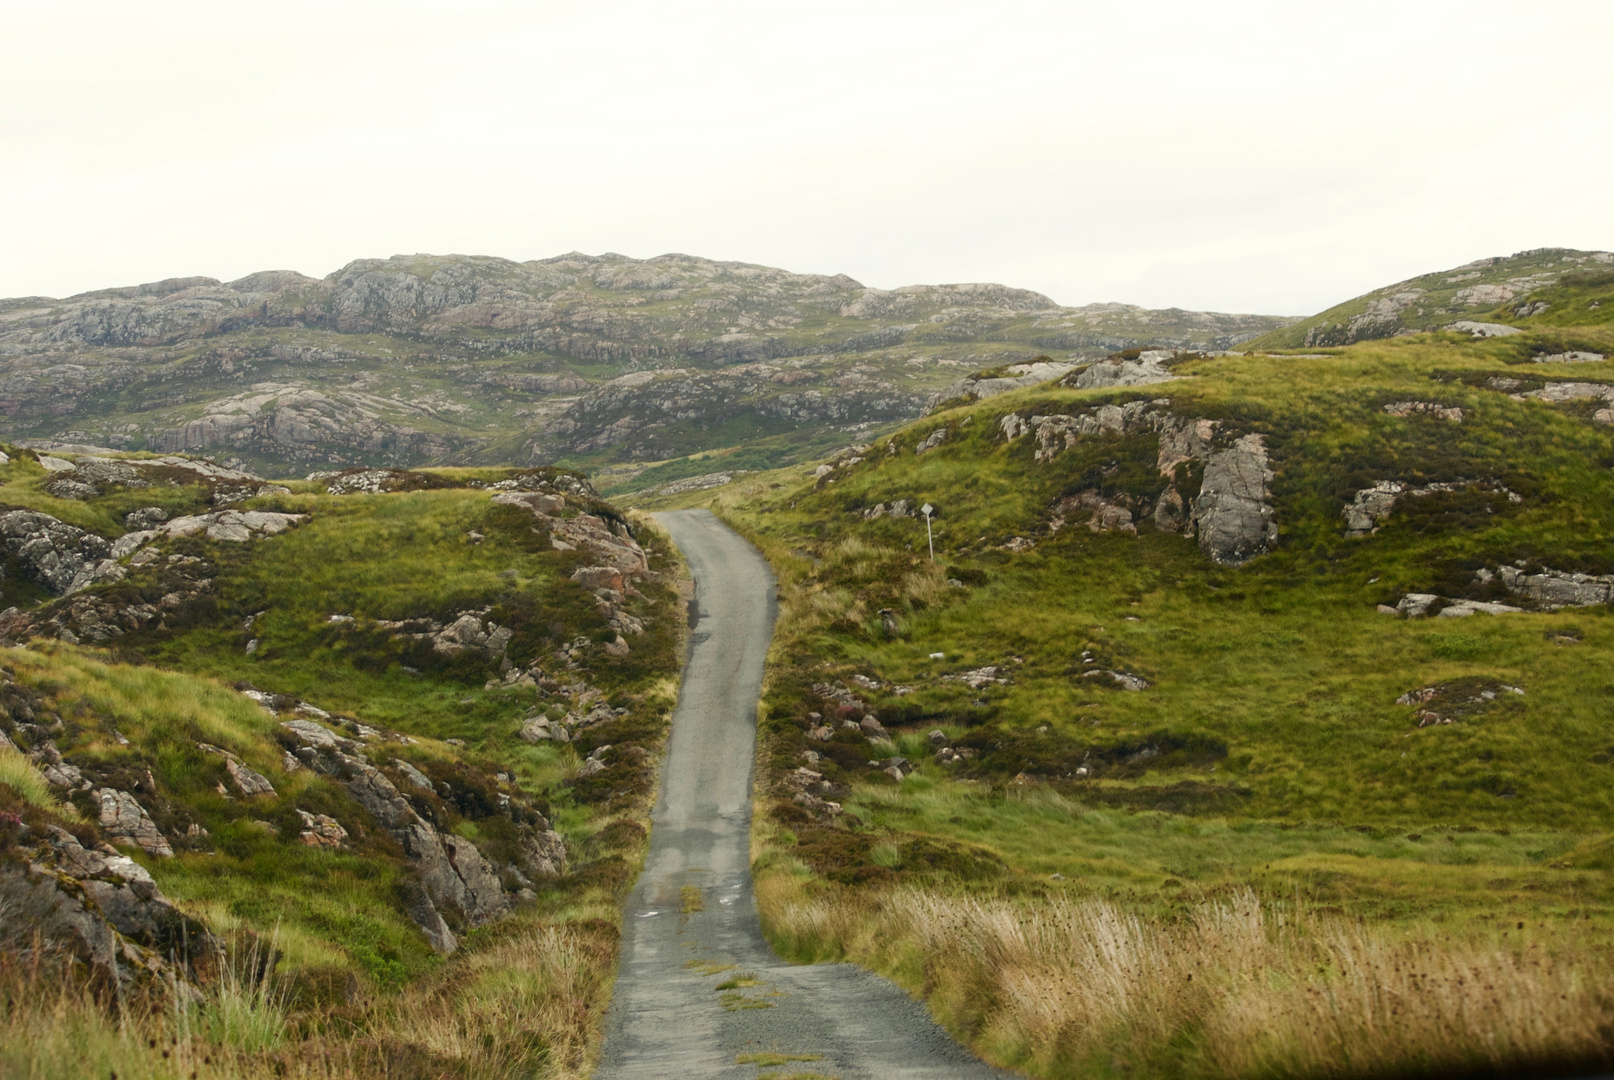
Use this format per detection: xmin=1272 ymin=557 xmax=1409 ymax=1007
xmin=0 ymin=920 xmax=616 ymax=1080
xmin=381 ymin=921 xmax=612 ymax=1079
xmin=766 ymin=886 xmax=1614 ymax=1079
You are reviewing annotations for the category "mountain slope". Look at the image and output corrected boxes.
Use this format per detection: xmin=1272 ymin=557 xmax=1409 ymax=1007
xmin=0 ymin=253 xmax=1292 ymax=478
xmin=0 ymin=447 xmax=685 ymax=1078
xmin=1243 ymin=247 xmax=1614 ymax=349
xmin=660 ymin=280 xmax=1614 ymax=1079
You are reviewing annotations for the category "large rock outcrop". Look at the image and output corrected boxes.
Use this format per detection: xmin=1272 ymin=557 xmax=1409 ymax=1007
xmin=0 ymin=510 xmax=113 ymax=594
xmin=1187 ymin=434 xmax=1277 ymax=567
xmin=999 ymin=403 xmax=1278 ymax=565
xmin=3 ymin=824 xmax=221 ymax=995
xmin=276 ymin=715 xmax=565 ymax=954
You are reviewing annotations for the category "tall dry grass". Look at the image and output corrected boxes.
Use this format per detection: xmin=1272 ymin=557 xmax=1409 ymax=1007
xmin=764 ymin=882 xmax=1614 ymax=1079
xmin=0 ymin=918 xmax=617 ymax=1080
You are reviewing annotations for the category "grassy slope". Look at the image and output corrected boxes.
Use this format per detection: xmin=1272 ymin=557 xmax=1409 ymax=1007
xmin=0 ymin=460 xmax=687 ymax=1079
xmin=658 ymin=307 xmax=1614 ymax=1077
xmin=1243 ymin=248 xmax=1612 ymax=349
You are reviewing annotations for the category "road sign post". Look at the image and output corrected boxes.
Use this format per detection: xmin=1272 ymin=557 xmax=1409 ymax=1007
xmin=920 ymin=502 xmax=935 ymax=563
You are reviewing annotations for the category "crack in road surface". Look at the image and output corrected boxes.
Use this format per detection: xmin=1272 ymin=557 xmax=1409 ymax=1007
xmin=597 ymin=510 xmax=1011 ymax=1079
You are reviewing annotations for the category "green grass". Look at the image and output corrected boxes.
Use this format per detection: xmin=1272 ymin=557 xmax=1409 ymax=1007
xmin=0 ymin=747 xmax=75 ymax=817
xmin=695 ymin=321 xmax=1614 ymax=1077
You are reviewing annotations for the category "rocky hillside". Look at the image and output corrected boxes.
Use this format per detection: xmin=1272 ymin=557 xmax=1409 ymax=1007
xmin=0 ymin=253 xmax=1292 ymax=481
xmin=669 ymin=264 xmax=1614 ymax=1079
xmin=0 ymin=447 xmax=685 ymax=1077
xmin=1243 ymin=247 xmax=1614 ymax=349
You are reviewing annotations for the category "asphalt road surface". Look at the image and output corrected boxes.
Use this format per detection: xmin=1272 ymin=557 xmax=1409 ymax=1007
xmin=595 ymin=509 xmax=1011 ymax=1080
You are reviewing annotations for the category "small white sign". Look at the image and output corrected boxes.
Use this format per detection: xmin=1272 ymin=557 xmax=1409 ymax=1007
xmin=921 ymin=503 xmax=934 ymax=516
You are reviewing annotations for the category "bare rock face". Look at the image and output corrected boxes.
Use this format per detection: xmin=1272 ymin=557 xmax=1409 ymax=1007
xmin=93 ymin=788 xmax=173 ymax=858
xmin=1344 ymin=481 xmax=1405 ymax=536
xmin=1051 ymin=491 xmax=1137 ymax=535
xmin=1188 ymin=434 xmax=1277 ymax=567
xmin=1155 ymin=416 xmax=1217 ymax=474
xmin=0 ymin=510 xmax=113 ymax=594
xmin=443 ymin=835 xmax=509 ymax=924
xmin=197 ymin=743 xmax=276 ymax=797
xmin=5 ymin=825 xmax=221 ymax=992
xmin=1001 ymin=404 xmax=1276 ymax=565
xmin=999 ymin=399 xmax=1166 ymax=463
xmin=1066 ymin=354 xmax=1178 ymax=390
xmin=1153 ymin=486 xmax=1187 ymax=532
xmin=1344 ymin=480 xmax=1521 ymax=537
xmin=295 ymin=809 xmax=348 ymax=848
xmin=1490 ymin=564 xmax=1614 ymax=608
xmin=278 ymin=716 xmax=561 ymax=953
xmin=926 ymin=360 xmax=1078 ymax=410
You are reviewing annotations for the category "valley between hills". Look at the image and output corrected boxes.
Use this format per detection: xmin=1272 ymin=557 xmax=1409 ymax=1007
xmin=2 ymin=246 xmax=1614 ymax=1080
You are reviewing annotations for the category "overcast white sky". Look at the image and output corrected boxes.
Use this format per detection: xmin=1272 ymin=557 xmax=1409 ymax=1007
xmin=3 ymin=0 xmax=1610 ymax=314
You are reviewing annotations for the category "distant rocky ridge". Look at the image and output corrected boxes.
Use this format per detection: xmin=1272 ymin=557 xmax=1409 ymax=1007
xmin=0 ymin=253 xmax=1293 ymax=474
xmin=1244 ymin=248 xmax=1614 ymax=349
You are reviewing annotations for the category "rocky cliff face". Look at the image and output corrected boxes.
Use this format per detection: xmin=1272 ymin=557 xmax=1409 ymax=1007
xmin=0 ymin=253 xmax=1292 ymax=474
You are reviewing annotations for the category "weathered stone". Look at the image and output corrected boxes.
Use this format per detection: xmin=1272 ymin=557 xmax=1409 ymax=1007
xmin=400 ymin=882 xmax=457 ymax=955
xmin=392 ymin=759 xmax=434 ymax=791
xmin=443 ymin=835 xmax=509 ymax=924
xmin=1067 ymin=356 xmax=1178 ymax=389
xmin=1081 ymin=669 xmax=1151 ymax=690
xmin=280 ymin=719 xmax=353 ymax=752
xmin=1496 ymin=564 xmax=1614 ymax=608
xmin=0 ymin=510 xmax=113 ymax=594
xmin=1397 ymin=593 xmax=1440 ymax=617
xmin=520 ymin=830 xmax=568 ymax=878
xmin=1436 ymin=600 xmax=1524 ymax=617
xmin=1188 ymin=434 xmax=1276 ymax=566
xmin=1343 ymin=481 xmax=1404 ymax=536
xmin=1534 ymin=351 xmax=1605 ymax=364
xmin=94 ymin=788 xmax=173 ymax=858
xmin=1155 ymin=416 xmax=1217 ymax=474
xmin=1153 ymin=486 xmax=1187 ymax=532
xmin=1445 ymin=320 xmax=1522 ymax=338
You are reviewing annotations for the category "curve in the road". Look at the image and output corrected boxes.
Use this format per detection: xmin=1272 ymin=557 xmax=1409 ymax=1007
xmin=595 ymin=509 xmax=1012 ymax=1080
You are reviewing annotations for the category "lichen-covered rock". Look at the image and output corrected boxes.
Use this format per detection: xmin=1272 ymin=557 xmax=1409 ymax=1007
xmin=1065 ymin=354 xmax=1178 ymax=389
xmin=4 ymin=826 xmax=223 ymax=993
xmin=156 ymin=509 xmax=305 ymax=542
xmin=0 ymin=510 xmax=113 ymax=594
xmin=1189 ymin=434 xmax=1277 ymax=566
xmin=1051 ymin=490 xmax=1136 ymax=535
xmin=93 ymin=788 xmax=173 ymax=858
xmin=1384 ymin=400 xmax=1463 ymax=422
xmin=1153 ymin=486 xmax=1187 ymax=532
xmin=1343 ymin=481 xmax=1405 ymax=536
xmin=1494 ymin=564 xmax=1614 ymax=608
xmin=443 ymin=835 xmax=509 ymax=924
xmin=295 ymin=809 xmax=348 ymax=848
xmin=521 ymin=829 xmax=568 ymax=878
xmin=276 ymin=715 xmax=546 ymax=951
xmin=197 ymin=743 xmax=276 ymax=797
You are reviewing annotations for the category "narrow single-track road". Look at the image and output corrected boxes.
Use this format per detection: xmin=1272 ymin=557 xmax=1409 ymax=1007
xmin=595 ymin=509 xmax=1011 ymax=1080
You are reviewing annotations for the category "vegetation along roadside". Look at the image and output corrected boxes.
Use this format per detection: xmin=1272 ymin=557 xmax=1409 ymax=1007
xmin=639 ymin=261 xmax=1614 ymax=1079
xmin=0 ymin=454 xmax=689 ymax=1079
